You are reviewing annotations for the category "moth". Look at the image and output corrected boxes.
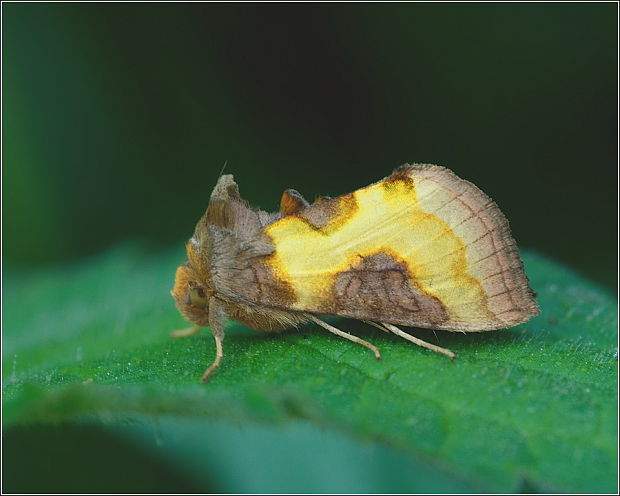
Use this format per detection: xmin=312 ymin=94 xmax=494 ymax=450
xmin=171 ymin=164 xmax=539 ymax=382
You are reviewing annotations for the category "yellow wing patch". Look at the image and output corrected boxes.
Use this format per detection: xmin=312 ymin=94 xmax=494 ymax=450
xmin=263 ymin=164 xmax=538 ymax=331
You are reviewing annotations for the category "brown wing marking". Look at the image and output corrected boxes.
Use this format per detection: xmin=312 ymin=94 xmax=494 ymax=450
xmin=207 ymin=225 xmax=304 ymax=330
xmin=326 ymin=250 xmax=450 ymax=326
xmin=295 ymin=193 xmax=358 ymax=235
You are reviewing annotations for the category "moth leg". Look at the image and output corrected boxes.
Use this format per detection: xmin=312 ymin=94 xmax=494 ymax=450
xmin=170 ymin=326 xmax=202 ymax=338
xmin=363 ymin=320 xmax=390 ymax=333
xmin=379 ymin=322 xmax=456 ymax=360
xmin=201 ymin=299 xmax=226 ymax=383
xmin=201 ymin=331 xmax=223 ymax=383
xmin=307 ymin=315 xmax=382 ymax=360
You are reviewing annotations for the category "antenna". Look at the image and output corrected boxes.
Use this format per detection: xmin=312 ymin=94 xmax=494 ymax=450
xmin=217 ymin=159 xmax=228 ymax=181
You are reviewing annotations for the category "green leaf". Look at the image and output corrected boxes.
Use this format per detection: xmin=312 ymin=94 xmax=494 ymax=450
xmin=3 ymin=244 xmax=617 ymax=493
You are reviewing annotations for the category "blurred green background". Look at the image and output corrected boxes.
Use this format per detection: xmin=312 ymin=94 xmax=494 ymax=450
xmin=3 ymin=2 xmax=617 ymax=494
xmin=4 ymin=2 xmax=617 ymax=286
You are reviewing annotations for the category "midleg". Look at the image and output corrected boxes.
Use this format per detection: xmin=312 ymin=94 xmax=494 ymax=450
xmin=306 ymin=315 xmax=382 ymax=360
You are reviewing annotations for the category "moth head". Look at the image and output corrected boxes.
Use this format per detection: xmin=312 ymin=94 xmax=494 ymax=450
xmin=170 ymin=264 xmax=212 ymax=327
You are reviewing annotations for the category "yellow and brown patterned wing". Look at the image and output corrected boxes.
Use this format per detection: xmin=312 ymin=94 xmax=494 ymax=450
xmin=261 ymin=164 xmax=539 ymax=331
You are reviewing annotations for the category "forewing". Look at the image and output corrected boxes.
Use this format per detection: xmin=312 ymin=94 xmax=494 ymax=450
xmin=259 ymin=164 xmax=539 ymax=331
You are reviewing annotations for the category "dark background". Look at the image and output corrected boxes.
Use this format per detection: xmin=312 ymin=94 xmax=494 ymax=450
xmin=4 ymin=3 xmax=617 ymax=287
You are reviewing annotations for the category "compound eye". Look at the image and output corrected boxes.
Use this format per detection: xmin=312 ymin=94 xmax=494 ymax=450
xmin=188 ymin=287 xmax=208 ymax=308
